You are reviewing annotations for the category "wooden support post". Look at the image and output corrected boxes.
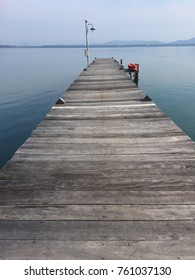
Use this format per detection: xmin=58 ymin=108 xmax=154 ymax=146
xmin=133 ymin=63 xmax=139 ymax=85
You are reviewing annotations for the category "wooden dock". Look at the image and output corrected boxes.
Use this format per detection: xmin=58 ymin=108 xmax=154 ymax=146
xmin=0 ymin=58 xmax=195 ymax=259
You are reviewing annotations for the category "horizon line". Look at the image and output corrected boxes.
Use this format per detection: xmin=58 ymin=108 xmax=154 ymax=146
xmin=1 ymin=43 xmax=195 ymax=48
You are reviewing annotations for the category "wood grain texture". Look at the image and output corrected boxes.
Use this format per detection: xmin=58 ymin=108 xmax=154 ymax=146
xmin=0 ymin=58 xmax=195 ymax=259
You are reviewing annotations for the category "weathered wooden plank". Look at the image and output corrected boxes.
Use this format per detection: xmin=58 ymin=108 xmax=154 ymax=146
xmin=15 ymin=143 xmax=195 ymax=156
xmin=2 ymin=159 xmax=195 ymax=179
xmin=0 ymin=240 xmax=194 ymax=260
xmin=33 ymin=124 xmax=184 ymax=134
xmin=68 ymin=82 xmax=137 ymax=91
xmin=38 ymin=117 xmax=172 ymax=127
xmin=36 ymin=121 xmax=183 ymax=133
xmin=3 ymin=155 xmax=195 ymax=169
xmin=73 ymin=79 xmax=133 ymax=84
xmin=65 ymin=87 xmax=142 ymax=92
xmin=1 ymin=176 xmax=195 ymax=191
xmin=41 ymin=113 xmax=166 ymax=121
xmin=0 ymin=240 xmax=195 ymax=260
xmin=63 ymin=89 xmax=144 ymax=102
xmin=44 ymin=111 xmax=165 ymax=120
xmin=22 ymin=135 xmax=191 ymax=145
xmin=0 ymin=221 xmax=194 ymax=241
xmin=0 ymin=205 xmax=195 ymax=221
xmin=51 ymin=103 xmax=159 ymax=112
xmin=0 ymin=190 xmax=194 ymax=205
xmin=31 ymin=127 xmax=184 ymax=138
xmin=63 ymin=101 xmax=146 ymax=106
xmin=6 ymin=153 xmax=195 ymax=163
xmin=75 ymin=77 xmax=130 ymax=82
xmin=3 ymin=160 xmax=189 ymax=173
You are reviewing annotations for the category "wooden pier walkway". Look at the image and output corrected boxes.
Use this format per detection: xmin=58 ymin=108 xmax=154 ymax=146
xmin=0 ymin=58 xmax=195 ymax=259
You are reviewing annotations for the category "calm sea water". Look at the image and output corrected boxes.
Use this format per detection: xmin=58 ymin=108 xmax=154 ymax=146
xmin=0 ymin=46 xmax=195 ymax=169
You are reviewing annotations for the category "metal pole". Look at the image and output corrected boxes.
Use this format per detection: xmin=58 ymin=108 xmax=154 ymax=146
xmin=84 ymin=20 xmax=89 ymax=67
xmin=84 ymin=19 xmax=95 ymax=68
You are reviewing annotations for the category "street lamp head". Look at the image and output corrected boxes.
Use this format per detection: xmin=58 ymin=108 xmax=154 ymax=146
xmin=90 ymin=27 xmax=95 ymax=32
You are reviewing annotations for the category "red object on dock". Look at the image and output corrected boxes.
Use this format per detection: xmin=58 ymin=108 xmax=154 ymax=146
xmin=128 ymin=63 xmax=138 ymax=71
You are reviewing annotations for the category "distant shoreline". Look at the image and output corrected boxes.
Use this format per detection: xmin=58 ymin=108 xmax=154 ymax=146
xmin=1 ymin=44 xmax=195 ymax=49
xmin=1 ymin=36 xmax=195 ymax=48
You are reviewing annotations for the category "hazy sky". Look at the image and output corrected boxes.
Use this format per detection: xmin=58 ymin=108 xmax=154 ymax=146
xmin=0 ymin=0 xmax=195 ymax=45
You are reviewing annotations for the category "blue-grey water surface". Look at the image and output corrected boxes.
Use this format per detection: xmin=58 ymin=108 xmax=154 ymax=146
xmin=0 ymin=46 xmax=195 ymax=168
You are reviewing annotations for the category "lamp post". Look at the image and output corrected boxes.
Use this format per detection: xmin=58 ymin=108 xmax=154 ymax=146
xmin=84 ymin=19 xmax=95 ymax=67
